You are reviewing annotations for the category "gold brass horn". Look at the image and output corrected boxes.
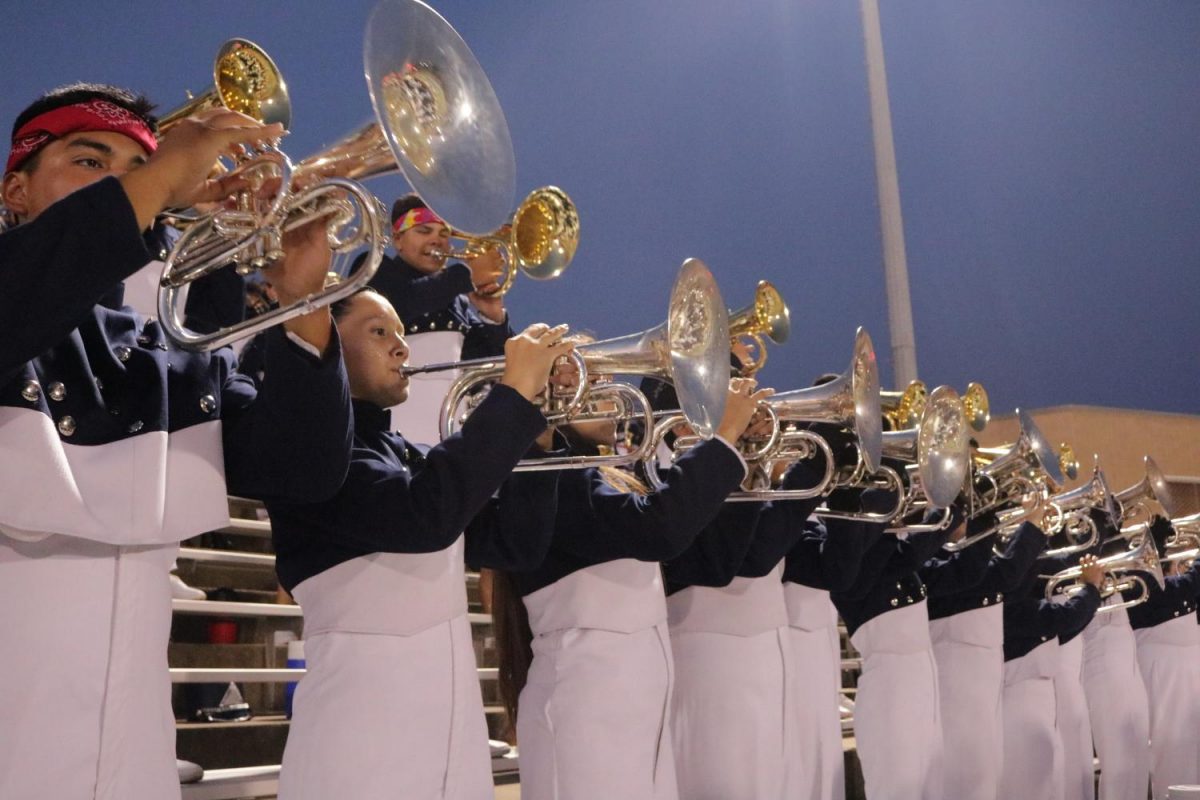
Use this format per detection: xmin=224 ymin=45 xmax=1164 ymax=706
xmin=159 ymin=0 xmax=516 ymax=350
xmin=158 ymin=38 xmax=292 ymax=132
xmin=426 ymin=186 xmax=580 ymax=296
xmin=881 ymin=380 xmax=927 ymax=431
xmin=1114 ymin=455 xmax=1179 ymax=526
xmin=727 ymin=280 xmax=790 ymax=375
xmin=962 ymin=382 xmax=990 ymax=432
xmin=1043 ymin=533 xmax=1166 ymax=613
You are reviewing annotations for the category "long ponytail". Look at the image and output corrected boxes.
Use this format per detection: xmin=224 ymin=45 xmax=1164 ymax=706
xmin=492 ymin=568 xmax=534 ymax=737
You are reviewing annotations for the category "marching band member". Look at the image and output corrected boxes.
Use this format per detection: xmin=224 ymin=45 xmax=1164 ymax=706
xmin=999 ymin=551 xmax=1103 ymax=800
xmin=1042 ymin=543 xmax=1098 ymax=800
xmin=1128 ymin=517 xmax=1200 ymax=799
xmin=492 ymin=377 xmax=767 ymax=800
xmin=773 ymin=420 xmax=886 ymax=800
xmin=1079 ymin=526 xmax=1152 ymax=800
xmin=781 ymin=505 xmax=884 ymax=800
xmin=364 ymin=193 xmax=510 ymax=444
xmin=662 ymin=448 xmax=831 ymax=800
xmin=265 ymin=288 xmax=570 ymax=800
xmin=924 ymin=514 xmax=1049 ymax=800
xmin=0 ymin=84 xmax=352 ymax=800
xmin=826 ymin=496 xmax=962 ymax=800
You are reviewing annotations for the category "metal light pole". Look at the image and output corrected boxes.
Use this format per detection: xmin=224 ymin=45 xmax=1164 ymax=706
xmin=860 ymin=0 xmax=919 ymax=387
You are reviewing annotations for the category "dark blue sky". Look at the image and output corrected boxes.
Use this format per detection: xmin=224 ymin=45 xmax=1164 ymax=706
xmin=2 ymin=1 xmax=1196 ymax=414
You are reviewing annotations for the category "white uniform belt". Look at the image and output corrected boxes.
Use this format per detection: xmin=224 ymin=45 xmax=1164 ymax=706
xmin=783 ymin=582 xmax=838 ymax=631
xmin=929 ymin=603 xmax=1003 ymax=649
xmin=524 ymin=559 xmax=667 ymax=636
xmin=1005 ymin=638 xmax=1060 ymax=683
xmin=850 ymin=599 xmax=932 ymax=656
xmin=294 ymin=540 xmax=468 ymax=637
xmin=1135 ymin=613 xmax=1200 ymax=647
xmin=668 ymin=567 xmax=788 ymax=636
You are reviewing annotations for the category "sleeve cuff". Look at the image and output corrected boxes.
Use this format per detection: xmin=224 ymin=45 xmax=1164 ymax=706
xmin=712 ymin=434 xmax=749 ymax=481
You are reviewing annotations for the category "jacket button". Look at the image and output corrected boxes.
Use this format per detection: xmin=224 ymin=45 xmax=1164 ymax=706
xmin=21 ymin=381 xmax=40 ymax=402
xmin=982 ymin=597 xmax=990 ymax=606
xmin=115 ymin=346 xmax=132 ymax=362
xmin=127 ymin=421 xmax=144 ymax=434
xmin=57 ymin=416 xmax=76 ymax=437
xmin=890 ymin=598 xmax=899 ymax=607
xmin=199 ymin=395 xmax=217 ymax=414
xmin=996 ymin=593 xmax=1003 ymax=602
xmin=48 ymin=382 xmax=66 ymax=401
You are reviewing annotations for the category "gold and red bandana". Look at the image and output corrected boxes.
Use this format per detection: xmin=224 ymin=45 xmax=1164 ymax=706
xmin=392 ymin=206 xmax=445 ymax=235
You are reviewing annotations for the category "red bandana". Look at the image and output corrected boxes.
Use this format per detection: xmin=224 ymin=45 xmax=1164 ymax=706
xmin=6 ymin=99 xmax=158 ymax=173
xmin=392 ymin=205 xmax=444 ymax=235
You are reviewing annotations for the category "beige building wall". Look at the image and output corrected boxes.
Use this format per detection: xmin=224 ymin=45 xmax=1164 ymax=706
xmin=978 ymin=405 xmax=1200 ymax=515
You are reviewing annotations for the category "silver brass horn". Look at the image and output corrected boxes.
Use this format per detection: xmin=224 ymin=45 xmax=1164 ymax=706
xmin=160 ymin=0 xmax=516 ymax=350
xmin=762 ymin=327 xmax=883 ymax=474
xmin=1043 ymin=532 xmax=1166 ymax=613
xmin=1038 ymin=457 xmax=1120 ymax=558
xmin=884 ymin=385 xmax=971 ymax=510
xmin=1114 ymin=455 xmax=1179 ymax=526
xmin=974 ymin=408 xmax=1067 ymax=509
xmin=408 ymin=258 xmax=730 ymax=468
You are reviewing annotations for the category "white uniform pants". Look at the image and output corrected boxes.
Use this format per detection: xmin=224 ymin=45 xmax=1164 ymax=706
xmin=1082 ymin=609 xmax=1151 ymax=800
xmin=0 ymin=535 xmax=180 ymax=800
xmin=1055 ymin=636 xmax=1096 ymax=800
xmin=1136 ymin=616 xmax=1200 ymax=800
xmin=518 ymin=624 xmax=679 ymax=800
xmin=999 ymin=640 xmax=1065 ymax=800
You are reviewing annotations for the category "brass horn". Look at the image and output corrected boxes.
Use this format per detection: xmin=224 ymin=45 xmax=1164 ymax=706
xmin=882 ymin=385 xmax=971 ymax=511
xmin=426 ymin=186 xmax=580 ymax=296
xmin=974 ymin=409 xmax=1068 ymax=507
xmin=881 ymin=380 xmax=927 ymax=431
xmin=409 ymin=258 xmax=730 ymax=465
xmin=962 ymin=382 xmax=990 ymax=432
xmin=158 ymin=39 xmax=292 ymax=132
xmin=728 ymin=280 xmax=790 ymax=375
xmin=1039 ymin=457 xmax=1120 ymax=558
xmin=159 ymin=0 xmax=516 ymax=350
xmin=1114 ymin=455 xmax=1179 ymax=526
xmin=1043 ymin=532 xmax=1166 ymax=613
xmin=761 ymin=327 xmax=883 ymax=474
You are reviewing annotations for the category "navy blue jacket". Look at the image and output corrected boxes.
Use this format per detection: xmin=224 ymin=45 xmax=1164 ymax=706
xmin=267 ymin=385 xmax=555 ymax=592
xmin=513 ymin=438 xmax=747 ymax=597
xmin=1125 ymin=560 xmax=1200 ymax=629
xmin=662 ymin=460 xmax=828 ymax=594
xmin=1002 ymin=544 xmax=1101 ymax=661
xmin=364 ymin=252 xmax=511 ymax=359
xmin=0 ymin=177 xmax=352 ymax=507
xmin=826 ymin=495 xmax=958 ymax=636
xmin=925 ymin=522 xmax=1049 ymax=620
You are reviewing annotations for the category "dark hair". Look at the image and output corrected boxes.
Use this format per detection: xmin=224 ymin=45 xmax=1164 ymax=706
xmin=329 ymin=286 xmax=380 ymax=321
xmin=10 ymin=83 xmax=157 ymax=173
xmin=492 ymin=569 xmax=533 ymax=735
xmin=390 ymin=193 xmax=426 ymax=226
